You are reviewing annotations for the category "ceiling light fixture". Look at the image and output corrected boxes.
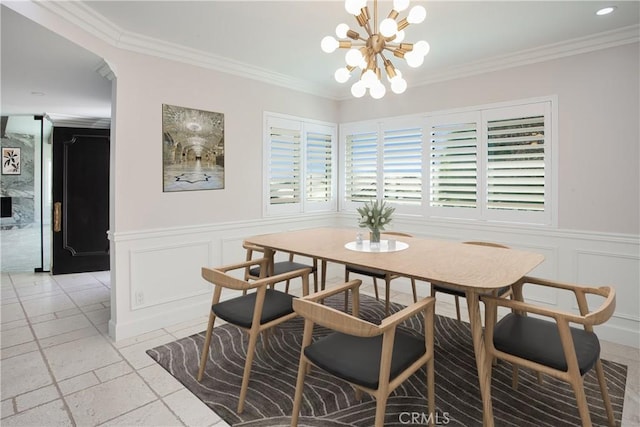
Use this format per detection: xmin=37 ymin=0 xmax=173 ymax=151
xmin=321 ymin=0 xmax=430 ymax=99
xmin=596 ymin=6 xmax=616 ymax=15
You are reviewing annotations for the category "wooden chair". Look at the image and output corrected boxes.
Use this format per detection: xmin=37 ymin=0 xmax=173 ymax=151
xmin=243 ymin=241 xmax=319 ymax=293
xmin=482 ymin=276 xmax=616 ymax=427
xmin=198 ymin=257 xmax=312 ymax=414
xmin=290 ymin=280 xmax=436 ymax=427
xmin=431 ymin=241 xmax=512 ymax=320
xmin=345 ymin=231 xmax=418 ymax=315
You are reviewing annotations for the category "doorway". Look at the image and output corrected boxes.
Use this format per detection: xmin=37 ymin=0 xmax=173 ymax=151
xmin=0 ymin=115 xmax=53 ymax=272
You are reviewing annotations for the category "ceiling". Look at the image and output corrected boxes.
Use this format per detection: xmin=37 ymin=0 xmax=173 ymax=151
xmin=1 ymin=1 xmax=639 ymax=119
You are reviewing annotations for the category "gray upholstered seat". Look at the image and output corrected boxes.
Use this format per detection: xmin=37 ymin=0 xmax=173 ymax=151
xmin=493 ymin=313 xmax=600 ymax=376
xmin=304 ymin=330 xmax=426 ymax=389
xmin=213 ymin=289 xmax=294 ymax=329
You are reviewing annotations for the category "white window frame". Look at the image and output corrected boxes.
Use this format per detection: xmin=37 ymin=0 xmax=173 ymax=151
xmin=340 ymin=96 xmax=558 ymax=227
xmin=264 ymin=112 xmax=337 ymax=216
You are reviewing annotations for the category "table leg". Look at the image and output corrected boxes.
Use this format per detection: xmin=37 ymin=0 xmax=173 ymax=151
xmin=321 ymin=260 xmax=327 ymax=291
xmin=466 ymin=290 xmax=494 ymax=427
xmin=263 ymin=248 xmax=275 ymax=277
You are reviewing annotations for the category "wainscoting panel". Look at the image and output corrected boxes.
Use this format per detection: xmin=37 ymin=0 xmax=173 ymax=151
xmin=576 ymin=250 xmax=640 ymax=322
xmin=129 ymin=241 xmax=212 ymax=310
xmin=109 ymin=214 xmax=639 ymax=347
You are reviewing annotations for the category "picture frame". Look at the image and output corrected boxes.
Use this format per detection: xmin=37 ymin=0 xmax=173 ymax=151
xmin=2 ymin=147 xmax=21 ymax=175
xmin=162 ymin=104 xmax=225 ymax=192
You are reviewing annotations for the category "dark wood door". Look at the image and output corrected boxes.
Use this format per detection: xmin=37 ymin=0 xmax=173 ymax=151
xmin=52 ymin=127 xmax=110 ymax=274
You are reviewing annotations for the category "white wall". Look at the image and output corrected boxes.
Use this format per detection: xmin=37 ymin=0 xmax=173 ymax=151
xmin=339 ymin=43 xmax=640 ymax=235
xmin=10 ymin=2 xmax=639 ymax=347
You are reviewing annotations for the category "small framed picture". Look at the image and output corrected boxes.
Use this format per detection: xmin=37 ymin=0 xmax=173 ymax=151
xmin=2 ymin=147 xmax=21 ymax=175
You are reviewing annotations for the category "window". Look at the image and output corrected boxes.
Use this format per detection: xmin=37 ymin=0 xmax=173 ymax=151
xmin=341 ymin=118 xmax=423 ymax=215
xmin=264 ymin=113 xmax=337 ymax=215
xmin=341 ymin=98 xmax=555 ymax=225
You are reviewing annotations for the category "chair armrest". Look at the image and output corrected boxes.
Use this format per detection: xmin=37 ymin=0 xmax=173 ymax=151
xmin=300 ymin=279 xmax=362 ymax=302
xmin=379 ymin=297 xmax=435 ymax=332
xmin=202 ymin=263 xmax=311 ymax=292
xmin=214 ymin=258 xmax=269 ymax=273
xmin=482 ymin=284 xmax=615 ymax=327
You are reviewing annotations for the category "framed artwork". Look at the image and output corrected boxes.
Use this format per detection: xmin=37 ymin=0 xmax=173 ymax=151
xmin=162 ymin=104 xmax=225 ymax=192
xmin=2 ymin=147 xmax=21 ymax=175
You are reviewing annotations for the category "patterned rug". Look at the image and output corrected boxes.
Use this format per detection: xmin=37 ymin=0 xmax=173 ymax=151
xmin=147 ymin=294 xmax=627 ymax=426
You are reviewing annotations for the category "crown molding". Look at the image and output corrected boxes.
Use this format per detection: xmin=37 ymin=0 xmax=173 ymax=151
xmin=37 ymin=2 xmax=639 ymax=102
xmin=35 ymin=0 xmax=334 ymax=98
xmin=412 ymin=24 xmax=640 ymax=90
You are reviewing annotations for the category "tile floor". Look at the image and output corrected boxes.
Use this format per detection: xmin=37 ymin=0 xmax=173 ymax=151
xmin=1 ymin=270 xmax=639 ymax=426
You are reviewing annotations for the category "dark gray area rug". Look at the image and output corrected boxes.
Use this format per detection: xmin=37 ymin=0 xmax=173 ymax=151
xmin=146 ymin=294 xmax=627 ymax=426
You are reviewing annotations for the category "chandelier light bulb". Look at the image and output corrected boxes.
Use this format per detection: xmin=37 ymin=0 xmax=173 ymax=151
xmin=345 ymin=48 xmax=364 ymax=66
xmin=370 ymin=82 xmax=387 ymax=99
xmin=405 ymin=50 xmax=424 ymax=68
xmin=345 ymin=0 xmax=366 ymax=15
xmin=334 ymin=67 xmax=351 ymax=83
xmin=414 ymin=40 xmax=431 ymax=56
xmin=321 ymin=36 xmax=339 ymax=53
xmin=391 ymin=76 xmax=407 ymax=94
xmin=393 ymin=0 xmax=411 ymax=12
xmin=351 ymin=80 xmax=367 ymax=98
xmin=335 ymin=23 xmax=350 ymax=39
xmin=407 ymin=5 xmax=427 ymax=24
xmin=361 ymin=69 xmax=378 ymax=88
xmin=394 ymin=30 xmax=406 ymax=43
xmin=379 ymin=18 xmax=398 ymax=37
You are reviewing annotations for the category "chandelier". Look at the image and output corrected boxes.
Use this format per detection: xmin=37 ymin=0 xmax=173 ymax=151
xmin=321 ymin=0 xmax=430 ymax=99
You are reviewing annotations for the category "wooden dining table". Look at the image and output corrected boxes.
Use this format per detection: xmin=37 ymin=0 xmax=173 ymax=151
xmin=245 ymin=227 xmax=545 ymax=427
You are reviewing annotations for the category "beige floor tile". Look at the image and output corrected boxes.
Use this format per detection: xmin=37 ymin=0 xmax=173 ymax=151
xmin=0 ymin=350 xmax=52 ymax=398
xmin=84 ymin=307 xmax=111 ymax=326
xmin=0 ymin=341 xmax=39 ymax=360
xmin=0 ymin=325 xmax=34 ymax=348
xmin=38 ymin=325 xmax=100 ymax=349
xmin=0 ymin=318 xmax=28 ymax=331
xmin=0 ymin=399 xmax=72 ymax=426
xmin=14 ymin=384 xmax=60 ymax=412
xmin=31 ymin=313 xmax=93 ymax=339
xmin=138 ymin=364 xmax=184 ymax=397
xmin=21 ymin=294 xmax=76 ymax=318
xmin=99 ymin=399 xmax=182 ymax=426
xmin=1 ymin=303 xmax=25 ymax=323
xmin=112 ymin=328 xmax=169 ymax=349
xmin=118 ymin=334 xmax=177 ymax=370
xmin=57 ymin=372 xmax=100 ymax=396
xmin=65 ymin=373 xmax=156 ymax=426
xmin=94 ymin=361 xmax=134 ymax=383
xmin=43 ymin=334 xmax=122 ymax=381
xmin=67 ymin=287 xmax=110 ymax=307
xmin=163 ymin=389 xmax=222 ymax=427
xmin=1 ymin=398 xmax=15 ymax=419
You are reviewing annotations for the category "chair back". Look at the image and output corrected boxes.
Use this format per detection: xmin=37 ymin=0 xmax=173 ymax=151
xmin=293 ymin=298 xmax=380 ymax=337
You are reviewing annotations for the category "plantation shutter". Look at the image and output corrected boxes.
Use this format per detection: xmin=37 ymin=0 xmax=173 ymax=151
xmin=345 ymin=130 xmax=378 ymax=202
xmin=268 ymin=123 xmax=301 ymax=207
xmin=382 ymin=125 xmax=422 ymax=206
xmin=306 ymin=128 xmax=333 ymax=203
xmin=486 ymin=115 xmax=546 ymax=211
xmin=429 ymin=115 xmax=479 ymax=209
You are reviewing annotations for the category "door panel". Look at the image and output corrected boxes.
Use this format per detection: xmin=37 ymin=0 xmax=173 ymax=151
xmin=52 ymin=127 xmax=110 ymax=274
